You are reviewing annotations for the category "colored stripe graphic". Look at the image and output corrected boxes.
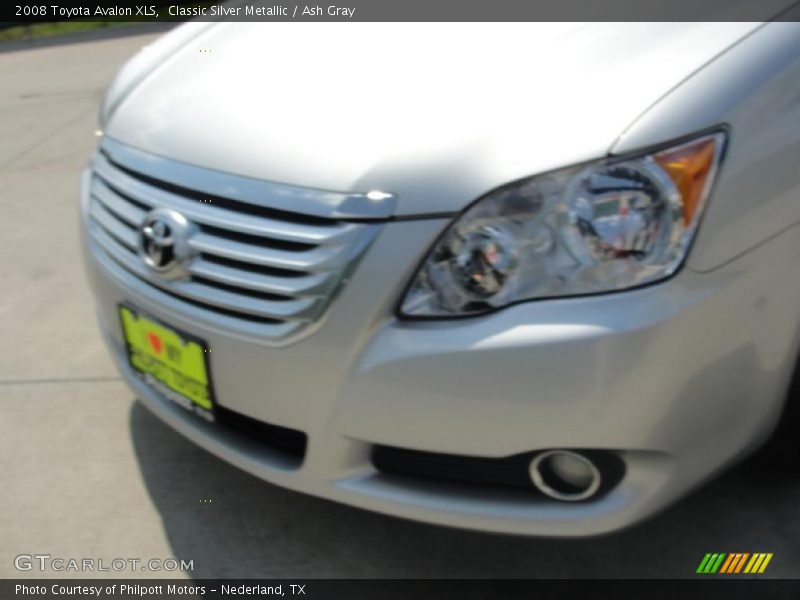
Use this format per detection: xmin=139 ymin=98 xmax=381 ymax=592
xmin=734 ymin=553 xmax=750 ymax=573
xmin=697 ymin=554 xmax=713 ymax=573
xmin=720 ymin=553 xmax=750 ymax=573
xmin=759 ymin=554 xmax=774 ymax=573
xmin=697 ymin=553 xmax=727 ymax=573
xmin=744 ymin=553 xmax=774 ymax=574
xmin=711 ymin=554 xmax=726 ymax=573
xmin=744 ymin=554 xmax=759 ymax=573
xmin=698 ymin=552 xmax=774 ymax=574
xmin=719 ymin=554 xmax=736 ymax=574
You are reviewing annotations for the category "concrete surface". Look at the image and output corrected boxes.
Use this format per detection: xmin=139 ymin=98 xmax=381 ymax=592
xmin=1 ymin=31 xmax=799 ymax=580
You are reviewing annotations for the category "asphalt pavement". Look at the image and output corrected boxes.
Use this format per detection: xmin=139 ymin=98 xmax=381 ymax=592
xmin=1 ymin=30 xmax=799 ymax=580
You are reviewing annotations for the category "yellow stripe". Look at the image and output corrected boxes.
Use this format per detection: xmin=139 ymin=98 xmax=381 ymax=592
xmin=734 ymin=553 xmax=749 ymax=573
xmin=758 ymin=553 xmax=773 ymax=574
xmin=719 ymin=554 xmax=736 ymax=574
xmin=749 ymin=554 xmax=766 ymax=573
xmin=744 ymin=554 xmax=759 ymax=574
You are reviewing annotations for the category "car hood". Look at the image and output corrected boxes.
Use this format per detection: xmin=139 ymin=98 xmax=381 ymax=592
xmin=105 ymin=22 xmax=759 ymax=217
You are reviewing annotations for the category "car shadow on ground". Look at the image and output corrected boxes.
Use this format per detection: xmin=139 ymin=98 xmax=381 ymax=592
xmin=129 ymin=400 xmax=800 ymax=579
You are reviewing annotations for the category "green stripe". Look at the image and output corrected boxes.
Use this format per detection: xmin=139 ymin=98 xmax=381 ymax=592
xmin=697 ymin=554 xmax=713 ymax=573
xmin=703 ymin=554 xmax=719 ymax=573
xmin=710 ymin=553 xmax=727 ymax=573
xmin=703 ymin=552 xmax=719 ymax=573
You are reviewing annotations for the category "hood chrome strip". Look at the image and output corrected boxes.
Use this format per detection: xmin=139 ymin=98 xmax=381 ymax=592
xmin=100 ymin=136 xmax=398 ymax=220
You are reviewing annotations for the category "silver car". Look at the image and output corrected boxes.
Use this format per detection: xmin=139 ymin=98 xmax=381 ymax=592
xmin=81 ymin=21 xmax=800 ymax=536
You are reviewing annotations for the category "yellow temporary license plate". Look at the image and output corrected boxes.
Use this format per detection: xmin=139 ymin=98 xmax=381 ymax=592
xmin=119 ymin=305 xmax=214 ymax=420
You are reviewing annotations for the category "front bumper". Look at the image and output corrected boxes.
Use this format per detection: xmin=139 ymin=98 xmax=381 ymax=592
xmin=82 ymin=174 xmax=800 ymax=536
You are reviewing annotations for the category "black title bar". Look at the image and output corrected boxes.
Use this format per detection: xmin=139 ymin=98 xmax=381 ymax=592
xmin=3 ymin=0 xmax=800 ymax=23
xmin=4 ymin=579 xmax=800 ymax=600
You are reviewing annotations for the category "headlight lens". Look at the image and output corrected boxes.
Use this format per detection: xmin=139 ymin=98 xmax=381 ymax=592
xmin=400 ymin=131 xmax=725 ymax=317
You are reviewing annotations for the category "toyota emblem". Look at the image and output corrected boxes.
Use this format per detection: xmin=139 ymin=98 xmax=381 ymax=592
xmin=138 ymin=208 xmax=195 ymax=278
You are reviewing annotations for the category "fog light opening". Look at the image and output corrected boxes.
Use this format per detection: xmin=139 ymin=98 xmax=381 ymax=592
xmin=530 ymin=450 xmax=602 ymax=502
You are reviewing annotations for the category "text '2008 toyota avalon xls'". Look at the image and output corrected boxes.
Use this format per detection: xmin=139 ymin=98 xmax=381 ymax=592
xmin=80 ymin=21 xmax=800 ymax=536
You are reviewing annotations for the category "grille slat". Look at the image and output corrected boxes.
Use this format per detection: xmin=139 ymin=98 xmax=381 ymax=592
xmin=214 ymin=405 xmax=307 ymax=464
xmin=91 ymin=178 xmax=146 ymax=226
xmin=89 ymin=201 xmax=138 ymax=250
xmin=93 ymin=245 xmax=297 ymax=336
xmin=188 ymin=232 xmax=348 ymax=272
xmin=373 ymin=445 xmax=536 ymax=490
xmin=93 ymin=153 xmax=358 ymax=246
xmin=86 ymin=142 xmax=379 ymax=341
xmin=188 ymin=258 xmax=332 ymax=298
xmin=88 ymin=223 xmax=319 ymax=321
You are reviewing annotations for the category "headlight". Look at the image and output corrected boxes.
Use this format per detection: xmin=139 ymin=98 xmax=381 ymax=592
xmin=400 ymin=131 xmax=725 ymax=317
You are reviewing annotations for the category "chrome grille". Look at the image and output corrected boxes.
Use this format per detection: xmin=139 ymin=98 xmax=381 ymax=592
xmin=86 ymin=138 xmax=385 ymax=343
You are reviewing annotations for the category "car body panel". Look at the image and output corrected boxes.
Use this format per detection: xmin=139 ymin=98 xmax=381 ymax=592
xmin=83 ymin=21 xmax=800 ymax=536
xmin=83 ymin=200 xmax=800 ymax=535
xmin=105 ymin=22 xmax=759 ymax=216
xmin=612 ymin=22 xmax=800 ymax=273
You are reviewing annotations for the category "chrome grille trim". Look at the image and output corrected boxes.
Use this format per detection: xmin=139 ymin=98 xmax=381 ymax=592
xmin=92 ymin=154 xmax=364 ymax=245
xmin=99 ymin=136 xmax=398 ymax=219
xmin=186 ymin=233 xmax=352 ymax=271
xmin=87 ymin=139 xmax=383 ymax=343
xmin=93 ymin=246 xmax=299 ymax=340
xmin=187 ymin=259 xmax=332 ymax=298
xmin=89 ymin=201 xmax=138 ymax=249
xmin=87 ymin=221 xmax=320 ymax=319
